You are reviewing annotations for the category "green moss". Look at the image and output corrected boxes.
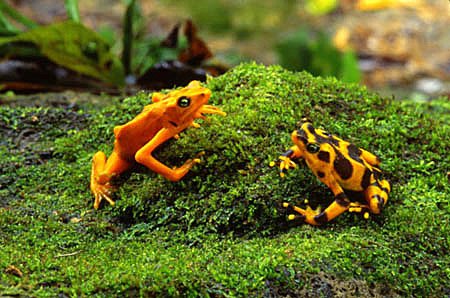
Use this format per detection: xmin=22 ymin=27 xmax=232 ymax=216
xmin=1 ymin=63 xmax=449 ymax=296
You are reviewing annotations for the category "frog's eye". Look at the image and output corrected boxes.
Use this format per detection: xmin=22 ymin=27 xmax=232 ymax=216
xmin=306 ymin=143 xmax=320 ymax=153
xmin=177 ymin=96 xmax=191 ymax=108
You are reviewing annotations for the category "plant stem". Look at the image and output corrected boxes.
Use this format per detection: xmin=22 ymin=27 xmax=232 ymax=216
xmin=0 ymin=10 xmax=19 ymax=34
xmin=0 ymin=0 xmax=38 ymax=29
xmin=64 ymin=0 xmax=81 ymax=23
xmin=122 ymin=0 xmax=136 ymax=76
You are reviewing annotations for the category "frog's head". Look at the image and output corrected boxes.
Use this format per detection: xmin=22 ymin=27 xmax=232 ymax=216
xmin=291 ymin=118 xmax=325 ymax=156
xmin=162 ymin=80 xmax=225 ymax=128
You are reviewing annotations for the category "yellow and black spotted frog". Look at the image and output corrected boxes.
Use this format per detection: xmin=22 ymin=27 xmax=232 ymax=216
xmin=273 ymin=118 xmax=391 ymax=225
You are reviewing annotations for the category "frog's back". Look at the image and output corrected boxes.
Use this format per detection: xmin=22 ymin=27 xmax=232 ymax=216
xmin=326 ymin=142 xmax=372 ymax=192
xmin=113 ymin=106 xmax=165 ymax=157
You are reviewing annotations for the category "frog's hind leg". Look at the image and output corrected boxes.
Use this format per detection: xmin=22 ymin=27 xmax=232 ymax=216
xmin=283 ymin=182 xmax=352 ymax=226
xmin=283 ymin=194 xmax=351 ymax=226
xmin=283 ymin=172 xmax=354 ymax=225
xmin=366 ymin=179 xmax=390 ymax=214
xmin=91 ymin=151 xmax=132 ymax=209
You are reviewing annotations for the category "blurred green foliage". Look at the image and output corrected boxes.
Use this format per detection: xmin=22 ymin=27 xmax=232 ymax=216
xmin=0 ymin=1 xmax=189 ymax=87
xmin=162 ymin=0 xmax=360 ymax=82
xmin=1 ymin=0 xmax=361 ymax=88
xmin=276 ymin=28 xmax=361 ymax=83
xmin=162 ymin=0 xmax=232 ymax=34
xmin=162 ymin=0 xmax=297 ymax=36
xmin=0 ymin=21 xmax=125 ymax=86
xmin=305 ymin=0 xmax=338 ymax=15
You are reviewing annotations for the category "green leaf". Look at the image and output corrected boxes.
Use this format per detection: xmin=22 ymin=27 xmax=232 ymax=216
xmin=339 ymin=50 xmax=361 ymax=83
xmin=310 ymin=32 xmax=341 ymax=77
xmin=97 ymin=25 xmax=117 ymax=47
xmin=275 ymin=28 xmax=312 ymax=72
xmin=131 ymin=37 xmax=180 ymax=77
xmin=0 ymin=21 xmax=125 ymax=86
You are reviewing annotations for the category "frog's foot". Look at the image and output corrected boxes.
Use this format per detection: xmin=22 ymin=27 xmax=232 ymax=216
xmin=90 ymin=151 xmax=117 ymax=209
xmin=283 ymin=202 xmax=321 ymax=224
xmin=91 ymin=170 xmax=116 ymax=209
xmin=348 ymin=202 xmax=369 ymax=213
xmin=91 ymin=180 xmax=116 ymax=210
xmin=190 ymin=122 xmax=201 ymax=128
xmin=197 ymin=105 xmax=226 ymax=118
xmin=270 ymin=156 xmax=297 ymax=178
xmin=348 ymin=202 xmax=371 ymax=219
xmin=168 ymin=151 xmax=205 ymax=181
xmin=280 ymin=156 xmax=297 ymax=172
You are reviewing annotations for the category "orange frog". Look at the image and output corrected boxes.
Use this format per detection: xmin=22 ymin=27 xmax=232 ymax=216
xmin=90 ymin=81 xmax=226 ymax=209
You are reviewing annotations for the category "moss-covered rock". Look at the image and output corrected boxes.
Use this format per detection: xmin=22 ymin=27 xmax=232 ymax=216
xmin=1 ymin=63 xmax=449 ymax=296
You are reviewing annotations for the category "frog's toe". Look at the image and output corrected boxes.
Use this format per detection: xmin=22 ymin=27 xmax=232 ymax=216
xmin=282 ymin=203 xmax=307 ymax=222
xmin=92 ymin=183 xmax=116 ymax=209
xmin=348 ymin=202 xmax=369 ymax=213
xmin=199 ymin=105 xmax=226 ymax=116
xmin=287 ymin=213 xmax=306 ymax=222
xmin=93 ymin=191 xmax=115 ymax=210
xmin=169 ymin=160 xmax=199 ymax=181
xmin=279 ymin=156 xmax=297 ymax=170
xmin=181 ymin=152 xmax=204 ymax=168
xmin=283 ymin=202 xmax=306 ymax=215
xmin=282 ymin=202 xmax=292 ymax=209
xmin=180 ymin=157 xmax=201 ymax=169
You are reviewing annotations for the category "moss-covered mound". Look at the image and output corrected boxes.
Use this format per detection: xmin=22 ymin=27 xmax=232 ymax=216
xmin=1 ymin=63 xmax=449 ymax=296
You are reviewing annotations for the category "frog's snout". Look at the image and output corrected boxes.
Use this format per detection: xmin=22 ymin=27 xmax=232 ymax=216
xmin=198 ymin=89 xmax=211 ymax=104
xmin=300 ymin=117 xmax=312 ymax=125
xmin=296 ymin=117 xmax=312 ymax=128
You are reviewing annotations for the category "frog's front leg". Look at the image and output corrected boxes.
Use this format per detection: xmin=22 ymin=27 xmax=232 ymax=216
xmin=284 ymin=176 xmax=351 ymax=225
xmin=359 ymin=148 xmax=380 ymax=167
xmin=135 ymin=128 xmax=201 ymax=182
